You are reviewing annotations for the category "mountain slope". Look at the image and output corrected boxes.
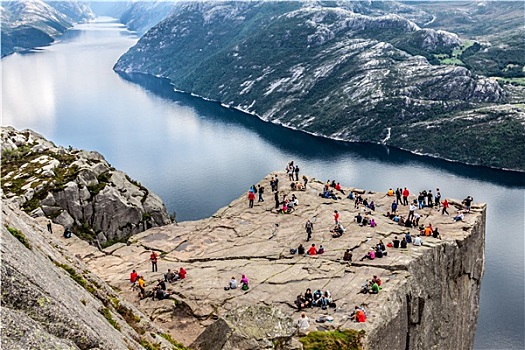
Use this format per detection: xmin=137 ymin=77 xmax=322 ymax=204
xmin=114 ymin=1 xmax=525 ymax=171
xmin=1 ymin=0 xmax=94 ymax=57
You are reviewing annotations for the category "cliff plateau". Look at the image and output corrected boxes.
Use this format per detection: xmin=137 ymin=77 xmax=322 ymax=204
xmin=64 ymin=172 xmax=486 ymax=350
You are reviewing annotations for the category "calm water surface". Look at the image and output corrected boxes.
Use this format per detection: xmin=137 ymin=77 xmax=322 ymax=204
xmin=2 ymin=18 xmax=524 ymax=349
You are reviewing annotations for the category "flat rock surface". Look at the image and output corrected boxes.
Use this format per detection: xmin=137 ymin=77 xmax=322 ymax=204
xmin=62 ymin=172 xmax=484 ymax=346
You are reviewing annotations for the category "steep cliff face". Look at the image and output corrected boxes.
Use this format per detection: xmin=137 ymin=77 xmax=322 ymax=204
xmin=1 ymin=201 xmax=185 ymax=350
xmin=69 ymin=171 xmax=485 ymax=349
xmin=1 ymin=127 xmax=171 ymax=246
xmin=114 ymin=1 xmax=525 ymax=171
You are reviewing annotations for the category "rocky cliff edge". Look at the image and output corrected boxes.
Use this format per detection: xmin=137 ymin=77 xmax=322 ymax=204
xmin=64 ymin=172 xmax=485 ymax=350
xmin=1 ymin=126 xmax=171 ymax=246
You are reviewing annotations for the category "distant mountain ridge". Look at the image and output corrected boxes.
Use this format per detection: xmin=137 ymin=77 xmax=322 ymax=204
xmin=1 ymin=0 xmax=94 ymax=57
xmin=114 ymin=1 xmax=525 ymax=171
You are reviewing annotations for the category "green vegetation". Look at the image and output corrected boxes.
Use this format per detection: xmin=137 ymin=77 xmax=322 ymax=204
xmin=54 ymin=262 xmax=95 ymax=294
xmin=299 ymin=329 xmax=365 ymax=350
xmin=7 ymin=226 xmax=31 ymax=249
xmin=99 ymin=307 xmax=121 ymax=331
xmin=160 ymin=333 xmax=190 ymax=350
xmin=492 ymin=77 xmax=525 ymax=86
xmin=139 ymin=338 xmax=161 ymax=350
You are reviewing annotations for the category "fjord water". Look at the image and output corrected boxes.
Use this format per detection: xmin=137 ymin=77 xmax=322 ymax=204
xmin=2 ymin=18 xmax=523 ymax=349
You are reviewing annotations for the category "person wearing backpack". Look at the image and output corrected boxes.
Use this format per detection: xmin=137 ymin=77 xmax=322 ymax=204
xmin=258 ymin=185 xmax=264 ymax=202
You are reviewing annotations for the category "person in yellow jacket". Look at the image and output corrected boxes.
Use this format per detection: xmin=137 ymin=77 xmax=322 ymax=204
xmin=138 ymin=276 xmax=146 ymax=299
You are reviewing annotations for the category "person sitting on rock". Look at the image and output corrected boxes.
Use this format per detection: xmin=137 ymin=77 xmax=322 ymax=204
xmin=164 ymin=269 xmax=177 ymax=283
xmin=372 ymin=275 xmax=382 ymax=287
xmin=317 ymin=245 xmax=325 ymax=254
xmin=290 ymin=182 xmax=296 ymax=191
xmin=153 ymin=286 xmax=174 ymax=301
xmin=370 ymin=218 xmax=377 ymax=227
xmin=361 ymin=215 xmax=370 ymax=226
xmin=370 ymin=281 xmax=381 ymax=294
xmin=291 ymin=194 xmax=299 ymax=206
xmin=330 ymin=223 xmax=345 ymax=238
xmin=297 ymin=243 xmax=305 ymax=255
xmin=359 ymin=281 xmax=370 ymax=294
xmin=304 ymin=288 xmax=313 ymax=307
xmin=63 ymin=227 xmax=72 ymax=239
xmin=335 ymin=182 xmax=345 ymax=195
xmin=179 ymin=267 xmax=187 ymax=280
xmin=229 ymin=276 xmax=237 ymax=289
xmin=400 ymin=237 xmax=408 ymax=248
xmin=454 ymin=211 xmax=465 ymax=222
xmin=319 ymin=294 xmax=329 ymax=310
xmin=343 ymin=249 xmax=353 ymax=262
xmin=296 ymin=182 xmax=304 ymax=190
xmin=307 ymin=244 xmax=317 ymax=256
xmin=240 ymin=274 xmax=249 ymax=290
xmin=413 ymin=235 xmax=423 ymax=246
xmin=405 ymin=233 xmax=413 ymax=244
xmin=297 ymin=312 xmax=310 ymax=330
xmin=360 ymin=248 xmax=376 ymax=261
xmin=392 ymin=236 xmax=400 ymax=248
xmin=312 ymin=290 xmax=322 ymax=306
xmin=433 ymin=227 xmax=441 ymax=239
xmin=295 ymin=294 xmax=308 ymax=310
xmin=368 ymin=201 xmax=375 ymax=211
xmin=157 ymin=279 xmax=166 ymax=291
xmin=355 ymin=213 xmax=363 ymax=224
xmin=350 ymin=305 xmax=367 ymax=322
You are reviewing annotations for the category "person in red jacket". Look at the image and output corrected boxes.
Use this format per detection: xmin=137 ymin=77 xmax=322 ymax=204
xmin=130 ymin=269 xmax=138 ymax=290
xmin=248 ymin=191 xmax=255 ymax=208
xmin=334 ymin=210 xmax=340 ymax=224
xmin=308 ymin=244 xmax=317 ymax=255
xmin=442 ymin=199 xmax=450 ymax=215
xmin=402 ymin=187 xmax=410 ymax=206
xmin=150 ymin=251 xmax=158 ymax=272
xmin=179 ymin=267 xmax=187 ymax=279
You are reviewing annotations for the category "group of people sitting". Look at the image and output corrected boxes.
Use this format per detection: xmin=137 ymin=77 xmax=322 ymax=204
xmin=152 ymin=279 xmax=175 ymax=301
xmin=294 ymin=288 xmax=336 ymax=310
xmin=291 ymin=243 xmax=325 ymax=255
xmin=354 ymin=212 xmax=376 ymax=227
xmin=278 ymin=193 xmax=299 ymax=214
xmin=359 ymin=275 xmax=382 ymax=294
xmin=164 ymin=267 xmax=187 ymax=283
xmin=225 ymin=274 xmax=249 ymax=291
xmin=360 ymin=240 xmax=388 ymax=260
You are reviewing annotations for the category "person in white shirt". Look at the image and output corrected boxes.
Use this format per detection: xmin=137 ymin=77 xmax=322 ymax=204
xmin=297 ymin=312 xmax=310 ymax=330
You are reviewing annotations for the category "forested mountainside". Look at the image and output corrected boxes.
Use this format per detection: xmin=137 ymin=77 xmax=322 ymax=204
xmin=1 ymin=0 xmax=94 ymax=57
xmin=115 ymin=1 xmax=525 ymax=171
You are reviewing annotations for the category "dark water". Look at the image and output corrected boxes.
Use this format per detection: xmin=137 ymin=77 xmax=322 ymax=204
xmin=2 ymin=18 xmax=524 ymax=349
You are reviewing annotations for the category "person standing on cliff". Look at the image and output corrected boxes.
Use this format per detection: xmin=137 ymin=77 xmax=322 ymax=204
xmin=334 ymin=210 xmax=340 ymax=225
xmin=402 ymin=187 xmax=409 ymax=206
xmin=442 ymin=199 xmax=450 ymax=215
xmin=302 ymin=175 xmax=308 ymax=188
xmin=396 ymin=188 xmax=402 ymax=204
xmin=248 ymin=191 xmax=255 ymax=208
xmin=258 ymin=185 xmax=264 ymax=202
xmin=274 ymin=191 xmax=280 ymax=209
xmin=435 ymin=189 xmax=441 ymax=209
xmin=294 ymin=165 xmax=300 ymax=181
xmin=47 ymin=220 xmax=52 ymax=233
xmin=305 ymin=219 xmax=313 ymax=242
xmin=150 ymin=251 xmax=158 ymax=272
